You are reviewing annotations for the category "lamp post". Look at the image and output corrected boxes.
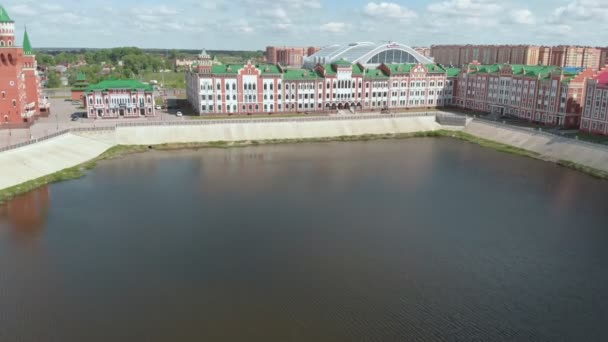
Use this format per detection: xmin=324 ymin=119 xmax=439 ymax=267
xmin=55 ymin=112 xmax=59 ymax=131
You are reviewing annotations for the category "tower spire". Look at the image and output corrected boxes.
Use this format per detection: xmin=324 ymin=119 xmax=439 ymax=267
xmin=23 ymin=26 xmax=33 ymax=55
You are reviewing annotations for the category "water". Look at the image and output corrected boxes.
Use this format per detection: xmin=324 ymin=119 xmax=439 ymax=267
xmin=1 ymin=138 xmax=607 ymax=341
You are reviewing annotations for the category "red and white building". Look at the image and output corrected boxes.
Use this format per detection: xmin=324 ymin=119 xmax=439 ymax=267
xmin=453 ymin=62 xmax=593 ymax=128
xmin=187 ymin=49 xmax=458 ymax=115
xmin=581 ymin=67 xmax=608 ymax=135
xmin=84 ymin=79 xmax=155 ymax=119
xmin=0 ymin=6 xmax=47 ymax=127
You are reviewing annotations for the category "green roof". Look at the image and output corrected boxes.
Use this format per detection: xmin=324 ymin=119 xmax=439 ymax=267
xmin=425 ymin=64 xmax=446 ymax=73
xmin=210 ymin=64 xmax=281 ymax=75
xmin=76 ymin=72 xmax=87 ymax=81
xmin=468 ymin=64 xmax=569 ymax=80
xmin=0 ymin=6 xmax=12 ymax=23
xmin=445 ymin=67 xmax=461 ymax=77
xmin=332 ymin=59 xmax=352 ymax=66
xmin=352 ymin=64 xmax=364 ymax=75
xmin=322 ymin=64 xmax=337 ymax=76
xmin=365 ymin=69 xmax=388 ymax=79
xmin=22 ymin=29 xmax=33 ymax=55
xmin=283 ymin=69 xmax=320 ymax=80
xmin=85 ymin=79 xmax=153 ymax=92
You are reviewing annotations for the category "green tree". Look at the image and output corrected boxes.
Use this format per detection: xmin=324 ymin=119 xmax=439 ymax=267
xmin=47 ymin=71 xmax=61 ymax=88
xmin=37 ymin=53 xmax=55 ymax=66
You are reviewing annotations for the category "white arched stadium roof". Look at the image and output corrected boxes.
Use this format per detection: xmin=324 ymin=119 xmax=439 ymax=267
xmin=304 ymin=42 xmax=434 ymax=68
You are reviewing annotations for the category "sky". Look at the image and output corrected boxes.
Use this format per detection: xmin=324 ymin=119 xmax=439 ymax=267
xmin=3 ymin=0 xmax=607 ymax=50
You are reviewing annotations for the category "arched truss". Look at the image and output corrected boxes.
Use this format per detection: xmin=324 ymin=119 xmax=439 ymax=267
xmin=353 ymin=44 xmax=433 ymax=65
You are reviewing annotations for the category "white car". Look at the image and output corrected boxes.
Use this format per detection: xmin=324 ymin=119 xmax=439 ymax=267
xmin=155 ymin=105 xmax=162 ymax=110
xmin=176 ymin=111 xmax=183 ymax=117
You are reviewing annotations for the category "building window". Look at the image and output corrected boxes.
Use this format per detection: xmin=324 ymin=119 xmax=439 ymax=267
xmin=12 ymin=99 xmax=16 ymax=107
xmin=1 ymin=91 xmax=4 ymax=99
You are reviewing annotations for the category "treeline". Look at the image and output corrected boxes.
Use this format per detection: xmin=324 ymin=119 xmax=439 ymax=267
xmin=36 ymin=47 xmax=264 ymax=88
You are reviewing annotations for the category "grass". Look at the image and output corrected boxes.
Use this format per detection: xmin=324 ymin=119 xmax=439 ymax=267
xmin=563 ymin=131 xmax=608 ymax=145
xmin=139 ymin=71 xmax=186 ymax=89
xmin=0 ymin=145 xmax=149 ymax=204
xmin=1 ymin=130 xmax=606 ymax=204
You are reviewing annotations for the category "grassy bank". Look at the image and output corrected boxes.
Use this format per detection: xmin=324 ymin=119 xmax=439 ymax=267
xmin=0 ymin=145 xmax=149 ymax=204
xmin=0 ymin=130 xmax=606 ymax=204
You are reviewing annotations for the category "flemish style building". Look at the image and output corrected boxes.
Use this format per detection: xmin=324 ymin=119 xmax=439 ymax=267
xmin=0 ymin=6 xmax=47 ymax=126
xmin=84 ymin=80 xmax=155 ymax=119
xmin=187 ymin=49 xmax=459 ymax=115
xmin=581 ymin=67 xmax=608 ymax=136
xmin=453 ymin=63 xmax=593 ymax=128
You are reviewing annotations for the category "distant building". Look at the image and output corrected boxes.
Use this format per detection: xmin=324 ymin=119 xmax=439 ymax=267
xmin=71 ymin=73 xmax=89 ymax=102
xmin=0 ymin=6 xmax=47 ymax=126
xmin=581 ymin=67 xmax=608 ymax=136
xmin=175 ymin=58 xmax=197 ymax=70
xmin=186 ymin=47 xmax=458 ymax=116
xmin=431 ymin=45 xmax=542 ymax=66
xmin=265 ymin=46 xmax=319 ymax=67
xmin=453 ymin=63 xmax=594 ymax=128
xmin=84 ymin=79 xmax=155 ymax=119
xmin=550 ymin=46 xmax=600 ymax=70
xmin=414 ymin=47 xmax=431 ymax=58
xmin=432 ymin=45 xmax=603 ymax=70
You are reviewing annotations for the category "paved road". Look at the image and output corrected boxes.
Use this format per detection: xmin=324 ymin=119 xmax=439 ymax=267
xmin=0 ymin=98 xmax=187 ymax=147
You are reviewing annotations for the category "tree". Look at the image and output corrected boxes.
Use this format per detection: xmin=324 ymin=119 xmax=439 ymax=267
xmin=37 ymin=53 xmax=55 ymax=66
xmin=47 ymin=71 xmax=61 ymax=88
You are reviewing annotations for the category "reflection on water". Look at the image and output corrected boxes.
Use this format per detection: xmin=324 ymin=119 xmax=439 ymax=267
xmin=0 ymin=186 xmax=50 ymax=242
xmin=1 ymin=140 xmax=608 ymax=342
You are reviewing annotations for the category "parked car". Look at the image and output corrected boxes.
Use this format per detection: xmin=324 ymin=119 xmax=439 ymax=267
xmin=155 ymin=105 xmax=162 ymax=110
xmin=176 ymin=111 xmax=183 ymax=117
xmin=71 ymin=116 xmax=79 ymax=121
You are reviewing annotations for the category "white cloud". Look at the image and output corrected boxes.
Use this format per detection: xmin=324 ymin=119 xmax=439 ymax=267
xmin=8 ymin=4 xmax=37 ymax=16
xmin=550 ymin=0 xmax=608 ymax=23
xmin=363 ymin=2 xmax=417 ymax=20
xmin=320 ymin=22 xmax=349 ymax=33
xmin=428 ymin=0 xmax=502 ymax=17
xmin=509 ymin=9 xmax=535 ymax=25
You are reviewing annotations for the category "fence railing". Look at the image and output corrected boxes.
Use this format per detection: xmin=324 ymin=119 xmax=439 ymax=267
xmin=115 ymin=112 xmax=438 ymax=128
xmin=2 ymin=112 xmax=607 ymax=154
xmin=0 ymin=128 xmax=72 ymax=153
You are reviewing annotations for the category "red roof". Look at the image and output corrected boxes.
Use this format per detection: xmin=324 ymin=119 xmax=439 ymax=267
xmin=595 ymin=69 xmax=608 ymax=85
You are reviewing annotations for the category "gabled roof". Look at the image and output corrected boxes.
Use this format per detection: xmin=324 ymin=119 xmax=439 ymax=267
xmin=85 ymin=79 xmax=153 ymax=92
xmin=0 ymin=6 xmax=12 ymax=23
xmin=283 ymin=69 xmax=321 ymax=80
xmin=365 ymin=69 xmax=389 ymax=79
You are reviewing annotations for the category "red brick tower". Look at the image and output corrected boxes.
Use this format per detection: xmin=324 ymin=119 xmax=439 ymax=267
xmin=22 ymin=27 xmax=41 ymax=117
xmin=0 ymin=6 xmax=42 ymax=125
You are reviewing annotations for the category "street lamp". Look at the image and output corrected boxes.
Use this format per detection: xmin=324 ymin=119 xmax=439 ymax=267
xmin=55 ymin=112 xmax=58 ymax=131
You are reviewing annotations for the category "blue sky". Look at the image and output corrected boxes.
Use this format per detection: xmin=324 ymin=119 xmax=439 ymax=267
xmin=3 ymin=0 xmax=607 ymax=50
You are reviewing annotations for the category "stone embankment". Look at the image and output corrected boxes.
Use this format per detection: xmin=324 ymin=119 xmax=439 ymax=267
xmin=114 ymin=115 xmax=442 ymax=145
xmin=0 ymin=133 xmax=114 ymax=190
xmin=464 ymin=120 xmax=608 ymax=172
xmin=1 ymin=113 xmax=607 ymax=193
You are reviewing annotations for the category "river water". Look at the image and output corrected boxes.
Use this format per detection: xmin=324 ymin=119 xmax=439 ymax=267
xmin=1 ymin=138 xmax=607 ymax=341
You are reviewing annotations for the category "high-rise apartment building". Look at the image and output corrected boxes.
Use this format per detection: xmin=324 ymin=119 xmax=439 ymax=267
xmin=265 ymin=46 xmax=319 ymax=67
xmin=431 ymin=45 xmax=603 ymax=70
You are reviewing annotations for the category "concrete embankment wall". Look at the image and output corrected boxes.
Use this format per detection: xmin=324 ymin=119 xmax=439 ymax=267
xmin=114 ymin=116 xmax=441 ymax=145
xmin=464 ymin=120 xmax=608 ymax=172
xmin=0 ymin=133 xmax=115 ymax=190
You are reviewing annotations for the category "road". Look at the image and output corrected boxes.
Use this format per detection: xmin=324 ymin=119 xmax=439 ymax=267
xmin=0 ymin=98 xmax=187 ymax=147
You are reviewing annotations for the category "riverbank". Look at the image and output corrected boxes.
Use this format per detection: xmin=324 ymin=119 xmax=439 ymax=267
xmin=1 ymin=129 xmax=606 ymax=204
